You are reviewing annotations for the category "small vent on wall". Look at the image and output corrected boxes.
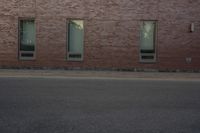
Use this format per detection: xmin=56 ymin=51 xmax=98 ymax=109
xmin=19 ymin=51 xmax=35 ymax=60
xmin=68 ymin=53 xmax=83 ymax=61
xmin=140 ymin=53 xmax=156 ymax=62
xmin=190 ymin=23 xmax=194 ymax=32
xmin=141 ymin=55 xmax=155 ymax=60
xmin=69 ymin=53 xmax=82 ymax=58
xmin=21 ymin=53 xmax=34 ymax=57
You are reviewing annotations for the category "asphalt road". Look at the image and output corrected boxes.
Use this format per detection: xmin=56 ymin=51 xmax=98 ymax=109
xmin=0 ymin=77 xmax=200 ymax=133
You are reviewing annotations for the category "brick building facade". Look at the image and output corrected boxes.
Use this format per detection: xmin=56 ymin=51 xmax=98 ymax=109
xmin=0 ymin=0 xmax=200 ymax=71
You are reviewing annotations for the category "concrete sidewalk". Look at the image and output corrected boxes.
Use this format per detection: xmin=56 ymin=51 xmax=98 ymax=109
xmin=0 ymin=69 xmax=200 ymax=81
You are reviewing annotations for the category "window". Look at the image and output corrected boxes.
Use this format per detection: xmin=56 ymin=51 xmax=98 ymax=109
xmin=19 ymin=19 xmax=36 ymax=60
xmin=67 ymin=20 xmax=84 ymax=61
xmin=140 ymin=21 xmax=157 ymax=62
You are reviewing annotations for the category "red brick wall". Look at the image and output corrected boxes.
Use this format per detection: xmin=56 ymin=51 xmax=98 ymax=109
xmin=0 ymin=0 xmax=200 ymax=71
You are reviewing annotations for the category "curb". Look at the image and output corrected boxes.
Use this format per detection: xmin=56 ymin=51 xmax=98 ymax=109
xmin=0 ymin=69 xmax=200 ymax=81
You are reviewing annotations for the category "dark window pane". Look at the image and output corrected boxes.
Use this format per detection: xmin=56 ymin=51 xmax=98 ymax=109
xmin=20 ymin=45 xmax=35 ymax=51
xmin=20 ymin=20 xmax=35 ymax=51
xmin=68 ymin=20 xmax=84 ymax=54
xmin=141 ymin=49 xmax=155 ymax=53
xmin=140 ymin=21 xmax=156 ymax=51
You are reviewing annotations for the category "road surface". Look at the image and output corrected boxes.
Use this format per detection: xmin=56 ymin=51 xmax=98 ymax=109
xmin=0 ymin=77 xmax=200 ymax=133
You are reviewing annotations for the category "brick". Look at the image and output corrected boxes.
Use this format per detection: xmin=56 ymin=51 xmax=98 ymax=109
xmin=0 ymin=0 xmax=199 ymax=70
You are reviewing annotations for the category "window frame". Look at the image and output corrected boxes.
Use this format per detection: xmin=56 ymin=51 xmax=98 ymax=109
xmin=18 ymin=18 xmax=36 ymax=60
xmin=66 ymin=18 xmax=85 ymax=62
xmin=139 ymin=20 xmax=158 ymax=63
